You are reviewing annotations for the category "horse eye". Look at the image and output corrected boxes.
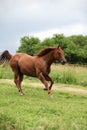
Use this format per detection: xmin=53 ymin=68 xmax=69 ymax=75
xmin=58 ymin=52 xmax=61 ymax=55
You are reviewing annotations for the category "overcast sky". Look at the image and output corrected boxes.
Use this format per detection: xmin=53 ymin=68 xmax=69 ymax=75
xmin=0 ymin=0 xmax=87 ymax=53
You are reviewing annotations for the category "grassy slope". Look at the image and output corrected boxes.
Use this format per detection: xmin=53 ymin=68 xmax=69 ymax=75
xmin=0 ymin=82 xmax=87 ymax=130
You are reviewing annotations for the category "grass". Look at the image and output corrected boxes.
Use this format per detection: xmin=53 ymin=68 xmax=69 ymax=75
xmin=0 ymin=59 xmax=87 ymax=129
xmin=0 ymin=82 xmax=87 ymax=130
xmin=50 ymin=64 xmax=87 ymax=86
xmin=0 ymin=64 xmax=13 ymax=79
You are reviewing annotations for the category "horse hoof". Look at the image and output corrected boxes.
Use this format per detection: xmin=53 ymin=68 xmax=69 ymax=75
xmin=48 ymin=95 xmax=53 ymax=98
xmin=19 ymin=92 xmax=24 ymax=96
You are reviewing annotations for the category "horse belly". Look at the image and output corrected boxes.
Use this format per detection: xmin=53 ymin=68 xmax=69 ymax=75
xmin=18 ymin=58 xmax=37 ymax=77
xmin=21 ymin=65 xmax=36 ymax=77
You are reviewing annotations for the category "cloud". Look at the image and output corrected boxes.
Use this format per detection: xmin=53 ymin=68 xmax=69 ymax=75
xmin=30 ymin=24 xmax=87 ymax=40
xmin=1 ymin=0 xmax=86 ymax=24
xmin=0 ymin=0 xmax=87 ymax=53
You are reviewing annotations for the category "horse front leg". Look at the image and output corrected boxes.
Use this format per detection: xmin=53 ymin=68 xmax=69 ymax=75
xmin=45 ymin=75 xmax=54 ymax=90
xmin=37 ymin=72 xmax=52 ymax=97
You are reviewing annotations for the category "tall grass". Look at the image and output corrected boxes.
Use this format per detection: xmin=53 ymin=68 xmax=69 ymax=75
xmin=51 ymin=64 xmax=87 ymax=86
xmin=0 ymin=64 xmax=13 ymax=79
xmin=0 ymin=64 xmax=87 ymax=86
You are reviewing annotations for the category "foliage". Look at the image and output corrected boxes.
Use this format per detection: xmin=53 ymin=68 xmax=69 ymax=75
xmin=17 ymin=36 xmax=40 ymax=55
xmin=17 ymin=34 xmax=87 ymax=64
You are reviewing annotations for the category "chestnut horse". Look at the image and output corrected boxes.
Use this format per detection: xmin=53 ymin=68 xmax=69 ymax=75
xmin=0 ymin=46 xmax=66 ymax=97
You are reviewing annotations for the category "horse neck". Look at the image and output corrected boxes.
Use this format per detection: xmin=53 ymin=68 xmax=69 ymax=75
xmin=43 ymin=51 xmax=54 ymax=66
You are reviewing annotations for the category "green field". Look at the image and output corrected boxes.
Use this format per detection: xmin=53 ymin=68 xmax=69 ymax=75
xmin=0 ymin=64 xmax=87 ymax=130
xmin=0 ymin=82 xmax=87 ymax=130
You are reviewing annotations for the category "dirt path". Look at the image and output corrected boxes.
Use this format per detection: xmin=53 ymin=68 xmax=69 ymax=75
xmin=0 ymin=79 xmax=87 ymax=95
xmin=26 ymin=82 xmax=87 ymax=95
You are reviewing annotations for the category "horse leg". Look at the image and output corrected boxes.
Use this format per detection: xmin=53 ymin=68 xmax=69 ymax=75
xmin=10 ymin=63 xmax=24 ymax=95
xmin=14 ymin=71 xmax=19 ymax=87
xmin=13 ymin=70 xmax=24 ymax=95
xmin=44 ymin=75 xmax=54 ymax=90
xmin=37 ymin=72 xmax=51 ymax=96
xmin=17 ymin=73 xmax=24 ymax=96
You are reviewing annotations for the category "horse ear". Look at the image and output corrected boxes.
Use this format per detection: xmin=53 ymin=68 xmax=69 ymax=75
xmin=57 ymin=45 xmax=62 ymax=49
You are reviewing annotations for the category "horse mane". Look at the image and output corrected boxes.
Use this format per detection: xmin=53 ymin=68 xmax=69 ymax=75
xmin=36 ymin=47 xmax=56 ymax=57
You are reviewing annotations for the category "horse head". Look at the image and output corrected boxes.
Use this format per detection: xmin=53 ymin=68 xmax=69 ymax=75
xmin=54 ymin=46 xmax=67 ymax=65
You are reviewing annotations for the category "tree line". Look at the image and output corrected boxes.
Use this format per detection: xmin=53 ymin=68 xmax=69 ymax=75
xmin=17 ymin=34 xmax=87 ymax=64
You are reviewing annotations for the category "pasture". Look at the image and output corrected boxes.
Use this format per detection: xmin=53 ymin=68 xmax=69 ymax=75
xmin=0 ymin=64 xmax=87 ymax=130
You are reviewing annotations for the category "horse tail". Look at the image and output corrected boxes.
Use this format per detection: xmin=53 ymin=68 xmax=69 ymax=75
xmin=0 ymin=50 xmax=12 ymax=65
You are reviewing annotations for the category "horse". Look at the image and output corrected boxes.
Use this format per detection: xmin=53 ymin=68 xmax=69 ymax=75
xmin=0 ymin=46 xmax=66 ymax=97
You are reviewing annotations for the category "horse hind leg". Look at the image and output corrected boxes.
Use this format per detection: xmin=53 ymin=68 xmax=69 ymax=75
xmin=17 ymin=73 xmax=24 ymax=96
xmin=14 ymin=70 xmax=18 ymax=87
xmin=14 ymin=73 xmax=18 ymax=86
xmin=13 ymin=69 xmax=24 ymax=95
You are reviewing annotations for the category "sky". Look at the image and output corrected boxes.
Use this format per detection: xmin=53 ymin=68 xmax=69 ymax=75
xmin=0 ymin=0 xmax=87 ymax=53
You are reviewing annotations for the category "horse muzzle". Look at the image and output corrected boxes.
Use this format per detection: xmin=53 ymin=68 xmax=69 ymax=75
xmin=61 ymin=59 xmax=66 ymax=65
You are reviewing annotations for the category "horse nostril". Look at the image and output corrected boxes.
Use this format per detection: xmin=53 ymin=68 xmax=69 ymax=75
xmin=61 ymin=60 xmax=66 ymax=65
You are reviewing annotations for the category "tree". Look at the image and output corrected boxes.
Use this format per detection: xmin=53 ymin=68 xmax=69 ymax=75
xmin=68 ymin=35 xmax=86 ymax=46
xmin=17 ymin=34 xmax=87 ymax=64
xmin=17 ymin=36 xmax=40 ymax=55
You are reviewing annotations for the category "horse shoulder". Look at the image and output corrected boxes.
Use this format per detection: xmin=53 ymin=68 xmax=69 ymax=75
xmin=34 ymin=56 xmax=50 ymax=75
